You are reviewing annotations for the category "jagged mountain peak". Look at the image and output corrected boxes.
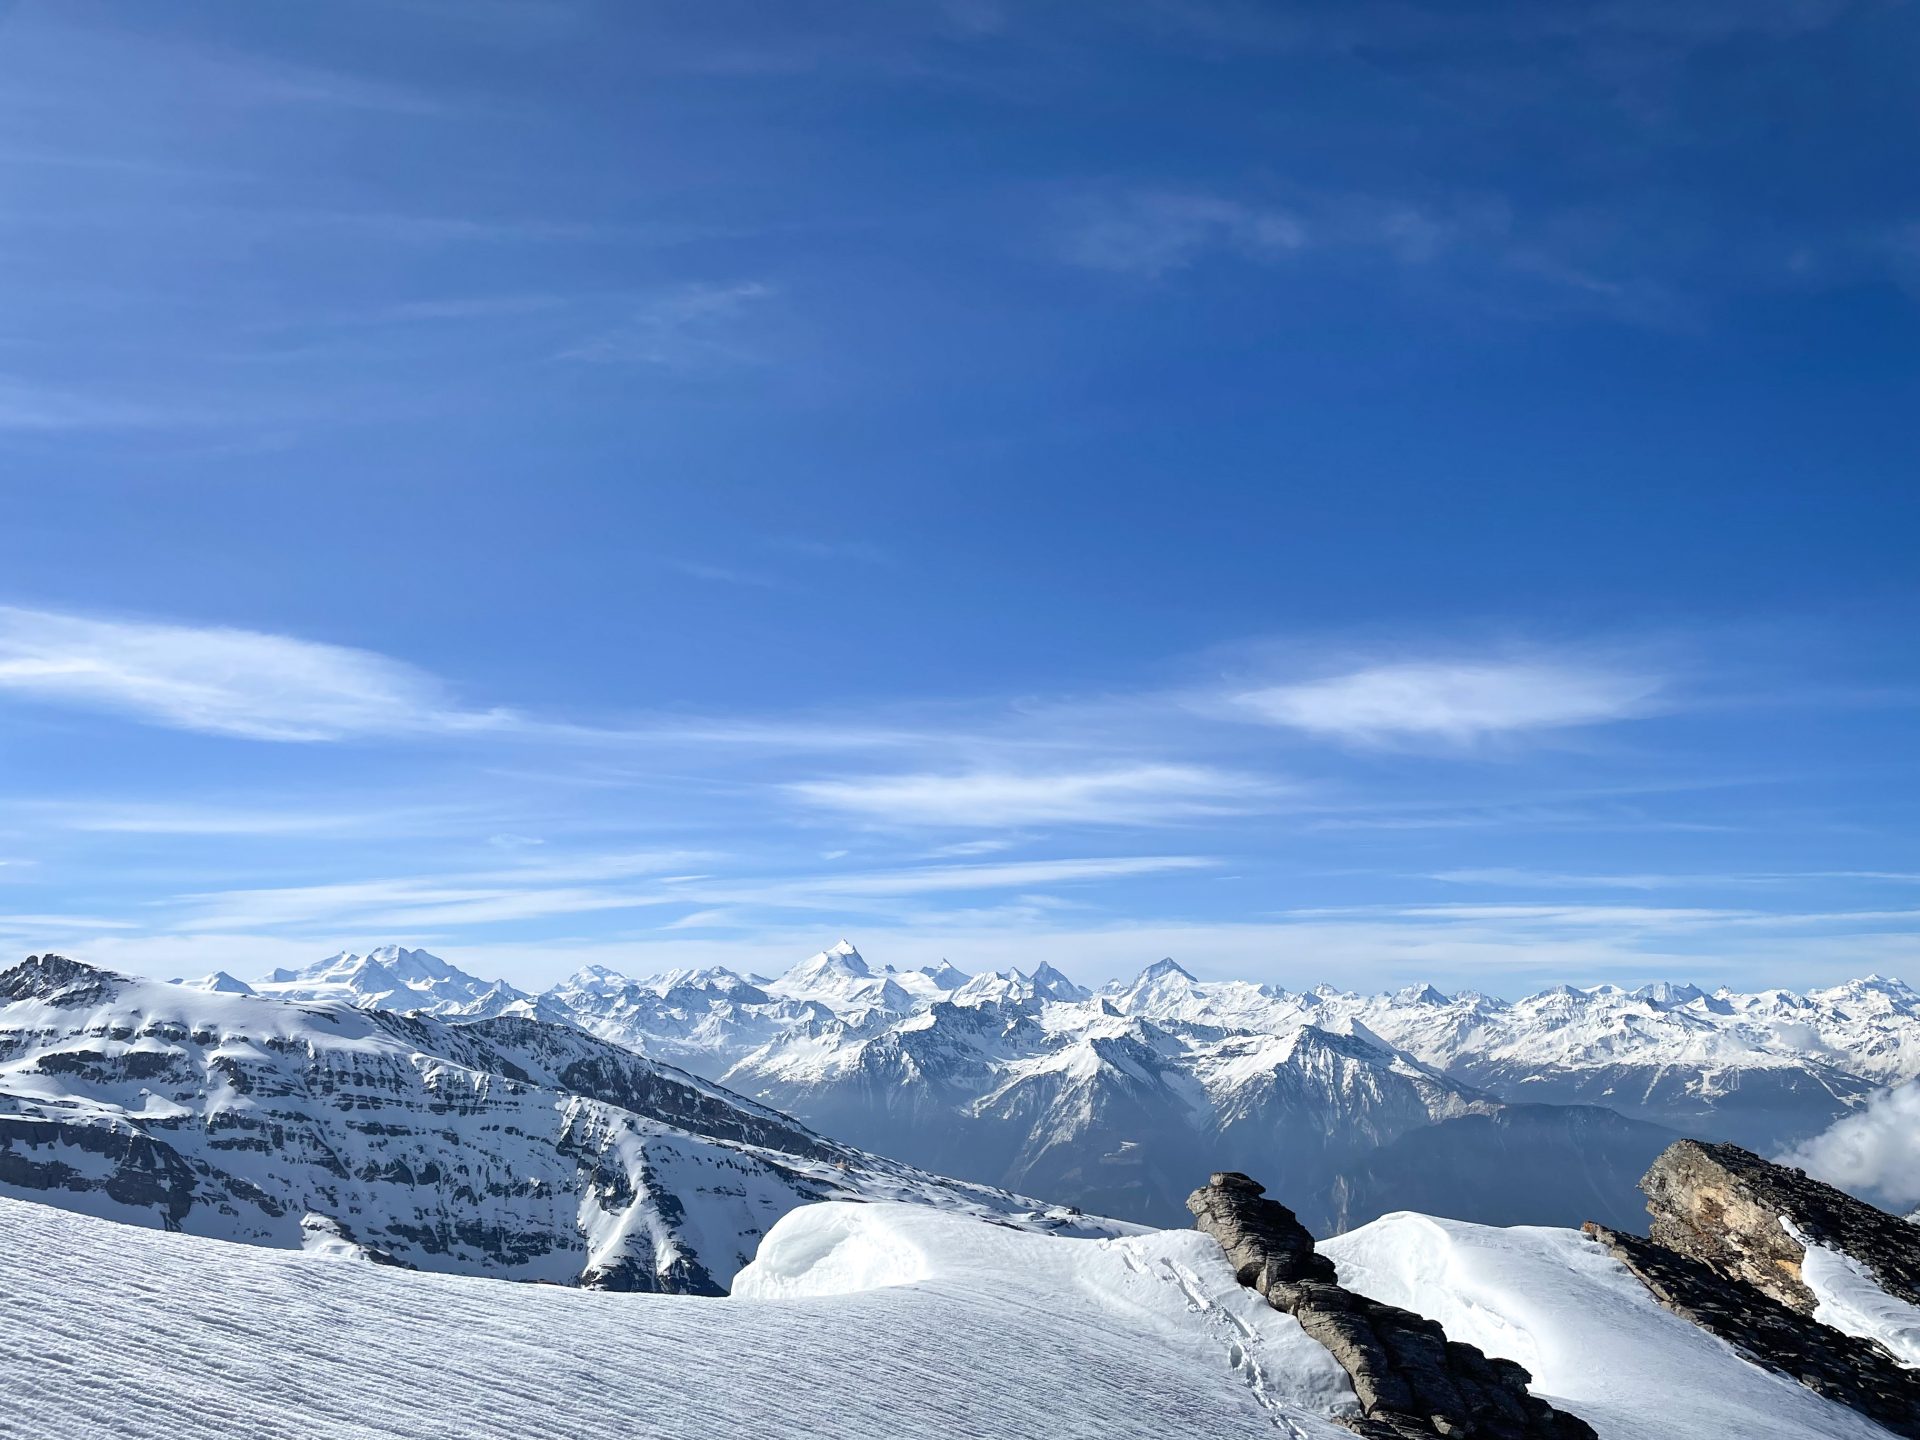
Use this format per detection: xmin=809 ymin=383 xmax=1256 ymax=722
xmin=779 ymin=940 xmax=872 ymax=983
xmin=1632 ymin=980 xmax=1705 ymax=1007
xmin=0 ymin=952 xmax=127 ymax=1005
xmin=183 ymin=970 xmax=255 ymax=995
xmin=251 ymin=945 xmax=531 ymax=1020
xmin=920 ymin=958 xmax=969 ymax=988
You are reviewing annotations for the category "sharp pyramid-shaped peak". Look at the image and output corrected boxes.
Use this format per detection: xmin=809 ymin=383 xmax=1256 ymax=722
xmin=1106 ymin=957 xmax=1203 ymax=1017
xmin=1392 ymin=982 xmax=1450 ymax=1007
xmin=1028 ymin=961 xmax=1090 ymax=1002
xmin=784 ymin=939 xmax=871 ymax=979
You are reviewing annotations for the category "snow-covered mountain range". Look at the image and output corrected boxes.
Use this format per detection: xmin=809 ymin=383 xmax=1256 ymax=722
xmin=0 ymin=953 xmax=1118 ymax=1294
xmin=194 ymin=938 xmax=1920 ymax=1230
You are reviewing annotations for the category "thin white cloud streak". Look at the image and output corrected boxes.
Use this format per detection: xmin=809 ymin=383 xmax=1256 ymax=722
xmin=1060 ymin=191 xmax=1306 ymax=277
xmin=0 ymin=914 xmax=135 ymax=930
xmin=925 ymin=837 xmax=1025 ymax=857
xmin=785 ymin=764 xmax=1273 ymax=826
xmin=149 ymin=853 xmax=1207 ymax=933
xmin=1433 ymin=867 xmax=1920 ymax=890
xmin=557 ymin=281 xmax=773 ymax=368
xmin=0 ymin=378 xmax=203 ymax=432
xmin=29 ymin=801 xmax=471 ymax=837
xmin=1783 ymin=1081 xmax=1920 ymax=1209
xmin=166 ymin=877 xmax=680 ymax=931
xmin=0 ymin=606 xmax=514 ymax=742
xmin=1233 ymin=660 xmax=1662 ymax=743
xmin=1431 ymin=868 xmax=1776 ymax=890
xmin=1279 ymin=901 xmax=1920 ymax=933
xmin=790 ymin=855 xmax=1216 ymax=896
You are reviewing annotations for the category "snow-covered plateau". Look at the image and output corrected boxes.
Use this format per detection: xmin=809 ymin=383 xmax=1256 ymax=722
xmin=0 ymin=1190 xmax=1896 ymax=1440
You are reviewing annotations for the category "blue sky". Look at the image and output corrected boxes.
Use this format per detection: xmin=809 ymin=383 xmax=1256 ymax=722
xmin=2 ymin=0 xmax=1917 ymax=993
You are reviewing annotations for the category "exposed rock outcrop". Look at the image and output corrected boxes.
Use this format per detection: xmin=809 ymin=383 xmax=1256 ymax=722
xmin=1641 ymin=1138 xmax=1920 ymax=1313
xmin=1188 ymin=1172 xmax=1596 ymax=1440
xmin=1584 ymin=1220 xmax=1920 ymax=1438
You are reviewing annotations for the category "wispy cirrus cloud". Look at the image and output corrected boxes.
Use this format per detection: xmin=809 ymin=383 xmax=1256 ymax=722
xmin=1430 ymin=866 xmax=1920 ymax=890
xmin=785 ymin=763 xmax=1275 ymax=826
xmin=0 ymin=605 xmax=514 ymax=742
xmin=133 ymin=851 xmax=1209 ymax=936
xmin=1231 ymin=658 xmax=1663 ymax=744
xmin=1058 ymin=190 xmax=1306 ymax=277
xmin=558 ymin=281 xmax=774 ymax=368
xmin=0 ymin=378 xmax=205 ymax=433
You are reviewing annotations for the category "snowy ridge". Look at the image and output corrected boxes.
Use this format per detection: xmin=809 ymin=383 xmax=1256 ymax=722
xmin=0 ymin=955 xmax=1122 ymax=1294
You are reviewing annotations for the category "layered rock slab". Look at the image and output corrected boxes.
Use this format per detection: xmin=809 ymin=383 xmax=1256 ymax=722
xmin=1584 ymin=1220 xmax=1920 ymax=1438
xmin=1641 ymin=1138 xmax=1920 ymax=1313
xmin=1188 ymin=1171 xmax=1596 ymax=1440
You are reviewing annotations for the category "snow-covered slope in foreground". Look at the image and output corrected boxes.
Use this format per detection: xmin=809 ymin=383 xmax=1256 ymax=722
xmin=0 ymin=1193 xmax=1895 ymax=1440
xmin=0 ymin=1193 xmax=1355 ymax=1440
xmin=1323 ymin=1212 xmax=1895 ymax=1440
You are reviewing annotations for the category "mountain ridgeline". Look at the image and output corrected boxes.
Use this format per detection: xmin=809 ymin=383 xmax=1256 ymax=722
xmin=170 ymin=941 xmax=1920 ymax=1232
xmin=0 ymin=953 xmax=1123 ymax=1294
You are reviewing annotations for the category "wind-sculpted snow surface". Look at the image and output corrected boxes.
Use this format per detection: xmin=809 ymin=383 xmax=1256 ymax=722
xmin=1323 ymin=1213 xmax=1898 ymax=1440
xmin=1796 ymin=1232 xmax=1920 ymax=1369
xmin=0 ymin=955 xmax=1118 ymax=1293
xmin=0 ymin=1191 xmax=1900 ymax=1440
xmin=0 ymin=1193 xmax=1358 ymax=1440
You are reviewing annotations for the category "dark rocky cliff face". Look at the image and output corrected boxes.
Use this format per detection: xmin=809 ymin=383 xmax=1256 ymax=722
xmin=1585 ymin=1138 xmax=1920 ymax=1438
xmin=1583 ymin=1220 xmax=1920 ymax=1437
xmin=1641 ymin=1137 xmax=1920 ymax=1313
xmin=1187 ymin=1171 xmax=1596 ymax=1440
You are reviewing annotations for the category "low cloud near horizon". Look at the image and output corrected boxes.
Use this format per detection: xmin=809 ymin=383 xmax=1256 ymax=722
xmin=1782 ymin=1079 xmax=1920 ymax=1210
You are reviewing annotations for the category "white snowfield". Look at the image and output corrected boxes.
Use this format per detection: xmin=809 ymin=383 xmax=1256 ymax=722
xmin=1323 ymin=1212 xmax=1897 ymax=1440
xmin=0 ymin=1190 xmax=1899 ymax=1440
xmin=0 ymin=1193 xmax=1355 ymax=1440
xmin=1783 ymin=1216 xmax=1920 ymax=1369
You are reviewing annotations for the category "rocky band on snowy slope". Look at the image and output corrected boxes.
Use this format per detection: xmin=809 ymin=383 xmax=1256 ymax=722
xmin=1191 ymin=1142 xmax=1920 ymax=1439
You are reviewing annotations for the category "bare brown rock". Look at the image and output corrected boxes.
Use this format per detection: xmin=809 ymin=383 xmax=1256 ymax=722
xmin=1642 ymin=1139 xmax=1920 ymax=1314
xmin=1188 ymin=1172 xmax=1596 ymax=1440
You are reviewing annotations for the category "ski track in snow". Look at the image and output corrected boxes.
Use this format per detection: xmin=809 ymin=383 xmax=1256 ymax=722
xmin=0 ymin=1194 xmax=1356 ymax=1440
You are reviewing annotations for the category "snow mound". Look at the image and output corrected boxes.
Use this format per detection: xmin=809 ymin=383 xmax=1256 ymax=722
xmin=1323 ymin=1212 xmax=1894 ymax=1439
xmin=734 ymin=1203 xmax=934 ymax=1298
